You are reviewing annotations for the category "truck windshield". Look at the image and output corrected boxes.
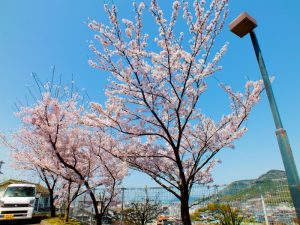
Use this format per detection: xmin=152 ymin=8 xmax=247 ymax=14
xmin=4 ymin=186 xmax=35 ymax=197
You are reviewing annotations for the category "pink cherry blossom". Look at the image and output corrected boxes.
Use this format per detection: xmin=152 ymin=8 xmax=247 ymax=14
xmin=2 ymin=86 xmax=127 ymax=225
xmin=87 ymin=1 xmax=262 ymax=225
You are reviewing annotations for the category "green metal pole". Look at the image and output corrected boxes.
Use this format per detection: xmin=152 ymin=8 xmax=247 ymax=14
xmin=249 ymin=30 xmax=300 ymax=221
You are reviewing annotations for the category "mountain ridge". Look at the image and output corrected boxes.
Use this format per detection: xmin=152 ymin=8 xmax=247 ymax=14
xmin=218 ymin=169 xmax=289 ymax=202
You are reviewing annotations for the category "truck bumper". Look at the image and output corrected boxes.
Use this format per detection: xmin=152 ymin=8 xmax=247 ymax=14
xmin=0 ymin=207 xmax=33 ymax=220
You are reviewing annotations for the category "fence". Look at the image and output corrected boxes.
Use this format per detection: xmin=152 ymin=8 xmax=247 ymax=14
xmin=70 ymin=178 xmax=298 ymax=225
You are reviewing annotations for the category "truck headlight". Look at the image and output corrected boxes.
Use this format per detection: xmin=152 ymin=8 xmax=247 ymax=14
xmin=0 ymin=200 xmax=4 ymax=207
xmin=29 ymin=199 xmax=35 ymax=207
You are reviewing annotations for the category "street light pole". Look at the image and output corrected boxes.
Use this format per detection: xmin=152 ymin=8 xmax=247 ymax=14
xmin=230 ymin=12 xmax=300 ymax=221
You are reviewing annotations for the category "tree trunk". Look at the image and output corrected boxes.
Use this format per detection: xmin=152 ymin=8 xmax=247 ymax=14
xmin=98 ymin=214 xmax=103 ymax=225
xmin=89 ymin=191 xmax=101 ymax=225
xmin=64 ymin=203 xmax=71 ymax=222
xmin=180 ymin=191 xmax=192 ymax=225
xmin=64 ymin=180 xmax=72 ymax=222
xmin=49 ymin=190 xmax=56 ymax=217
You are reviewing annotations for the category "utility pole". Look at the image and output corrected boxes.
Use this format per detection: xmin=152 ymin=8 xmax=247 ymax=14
xmin=120 ymin=187 xmax=125 ymax=225
xmin=0 ymin=161 xmax=4 ymax=174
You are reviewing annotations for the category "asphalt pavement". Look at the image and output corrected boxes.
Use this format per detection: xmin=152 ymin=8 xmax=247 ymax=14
xmin=0 ymin=217 xmax=41 ymax=224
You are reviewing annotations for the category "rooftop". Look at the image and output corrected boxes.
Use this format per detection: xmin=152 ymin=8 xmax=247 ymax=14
xmin=0 ymin=179 xmax=49 ymax=194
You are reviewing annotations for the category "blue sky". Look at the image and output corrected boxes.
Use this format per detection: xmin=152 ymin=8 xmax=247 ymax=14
xmin=0 ymin=0 xmax=300 ymax=187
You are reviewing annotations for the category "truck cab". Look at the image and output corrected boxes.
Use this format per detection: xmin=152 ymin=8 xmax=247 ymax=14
xmin=0 ymin=183 xmax=36 ymax=220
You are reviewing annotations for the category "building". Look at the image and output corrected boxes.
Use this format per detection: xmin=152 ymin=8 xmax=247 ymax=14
xmin=156 ymin=215 xmax=182 ymax=225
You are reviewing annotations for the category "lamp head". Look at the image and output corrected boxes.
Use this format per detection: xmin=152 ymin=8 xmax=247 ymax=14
xmin=229 ymin=12 xmax=257 ymax=38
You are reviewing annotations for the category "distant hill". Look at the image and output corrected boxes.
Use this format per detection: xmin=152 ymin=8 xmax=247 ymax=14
xmin=220 ymin=170 xmax=286 ymax=194
xmin=257 ymin=169 xmax=286 ymax=181
xmin=217 ymin=170 xmax=291 ymax=203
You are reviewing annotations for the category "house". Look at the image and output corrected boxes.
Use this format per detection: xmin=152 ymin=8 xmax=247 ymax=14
xmin=156 ymin=215 xmax=182 ymax=225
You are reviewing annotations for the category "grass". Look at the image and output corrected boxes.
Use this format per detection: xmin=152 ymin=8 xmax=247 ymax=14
xmin=33 ymin=212 xmax=50 ymax=219
xmin=42 ymin=217 xmax=82 ymax=225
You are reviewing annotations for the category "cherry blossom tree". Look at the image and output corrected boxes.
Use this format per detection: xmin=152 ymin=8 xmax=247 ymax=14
xmin=1 ymin=132 xmax=59 ymax=217
xmin=3 ymin=85 xmax=127 ymax=225
xmin=86 ymin=1 xmax=263 ymax=224
xmin=55 ymin=178 xmax=83 ymax=222
xmin=36 ymin=168 xmax=59 ymax=217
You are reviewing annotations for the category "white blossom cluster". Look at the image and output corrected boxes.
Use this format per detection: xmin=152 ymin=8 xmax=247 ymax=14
xmin=86 ymin=0 xmax=263 ymax=203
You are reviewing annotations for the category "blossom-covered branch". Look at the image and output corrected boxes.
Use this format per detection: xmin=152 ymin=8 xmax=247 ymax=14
xmin=86 ymin=1 xmax=262 ymax=224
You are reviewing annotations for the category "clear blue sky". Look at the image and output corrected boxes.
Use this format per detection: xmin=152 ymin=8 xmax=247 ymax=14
xmin=1 ymin=0 xmax=300 ymax=187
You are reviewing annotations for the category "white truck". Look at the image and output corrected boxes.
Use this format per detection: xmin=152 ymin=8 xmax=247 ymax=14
xmin=0 ymin=183 xmax=37 ymax=221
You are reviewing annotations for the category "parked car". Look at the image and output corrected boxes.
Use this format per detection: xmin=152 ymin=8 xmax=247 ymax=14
xmin=0 ymin=183 xmax=37 ymax=221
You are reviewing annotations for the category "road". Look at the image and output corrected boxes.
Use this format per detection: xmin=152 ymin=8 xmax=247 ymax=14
xmin=0 ymin=218 xmax=41 ymax=224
